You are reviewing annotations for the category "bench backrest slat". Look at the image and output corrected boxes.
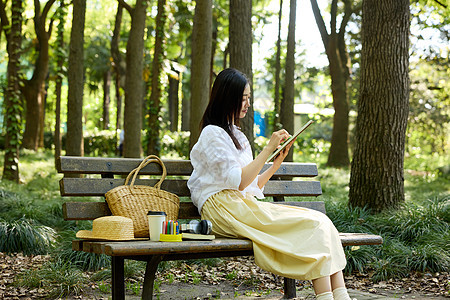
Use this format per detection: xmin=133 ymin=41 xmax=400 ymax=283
xmin=60 ymin=178 xmax=322 ymax=197
xmin=57 ymin=156 xmax=319 ymax=178
xmin=62 ymin=201 xmax=326 ymax=220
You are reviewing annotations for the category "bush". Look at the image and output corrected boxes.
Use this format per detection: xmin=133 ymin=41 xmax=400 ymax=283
xmin=326 ymin=195 xmax=449 ymax=278
xmin=0 ymin=219 xmax=56 ymax=255
xmin=43 ymin=130 xmax=119 ymax=156
xmin=374 ymin=197 xmax=449 ymax=246
xmin=15 ymin=258 xmax=88 ymax=298
xmin=159 ymin=130 xmax=190 ymax=159
xmin=54 ymin=230 xmax=110 ymax=271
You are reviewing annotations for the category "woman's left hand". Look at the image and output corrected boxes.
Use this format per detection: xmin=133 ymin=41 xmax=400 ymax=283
xmin=272 ymin=137 xmax=296 ymax=166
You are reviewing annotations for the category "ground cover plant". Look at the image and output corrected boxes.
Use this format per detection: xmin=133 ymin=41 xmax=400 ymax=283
xmin=0 ymin=148 xmax=448 ymax=298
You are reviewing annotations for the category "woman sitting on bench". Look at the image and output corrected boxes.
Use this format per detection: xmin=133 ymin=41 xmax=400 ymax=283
xmin=187 ymin=68 xmax=352 ymax=300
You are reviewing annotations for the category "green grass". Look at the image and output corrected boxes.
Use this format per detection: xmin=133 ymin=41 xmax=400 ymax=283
xmin=0 ymin=218 xmax=56 ymax=255
xmin=15 ymin=258 xmax=89 ymax=298
xmin=0 ymin=148 xmax=448 ymax=296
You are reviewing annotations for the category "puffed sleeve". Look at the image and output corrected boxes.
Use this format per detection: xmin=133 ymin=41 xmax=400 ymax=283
xmin=198 ymin=126 xmax=243 ymax=190
xmin=242 ymin=175 xmax=264 ymax=199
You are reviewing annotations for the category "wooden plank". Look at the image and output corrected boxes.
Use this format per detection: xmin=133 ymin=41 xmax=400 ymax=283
xmin=60 ymin=178 xmax=322 ymax=197
xmin=280 ymin=201 xmax=326 ymax=214
xmin=70 ymin=233 xmax=383 ymax=256
xmin=57 ymin=156 xmax=193 ymax=176
xmin=60 ymin=178 xmax=191 ymax=197
xmin=339 ymin=233 xmax=383 ymax=246
xmin=104 ymin=238 xmax=254 ymax=256
xmin=63 ymin=201 xmax=197 ymax=220
xmin=63 ymin=201 xmax=326 ymax=220
xmin=57 ymin=156 xmax=318 ymax=178
xmin=63 ymin=202 xmax=111 ymax=220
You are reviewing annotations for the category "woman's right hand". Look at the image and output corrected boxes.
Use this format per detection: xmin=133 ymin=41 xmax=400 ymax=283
xmin=266 ymin=129 xmax=290 ymax=153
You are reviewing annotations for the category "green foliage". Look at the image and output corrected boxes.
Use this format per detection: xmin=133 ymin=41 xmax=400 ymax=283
xmin=0 ymin=219 xmax=56 ymax=255
xmin=374 ymin=197 xmax=449 ymax=246
xmin=343 ymin=245 xmax=376 ymax=275
xmin=408 ymin=59 xmax=449 ymax=157
xmin=159 ymin=130 xmax=190 ymax=159
xmin=15 ymin=258 xmax=88 ymax=298
xmin=54 ymin=230 xmax=111 ymax=271
xmin=326 ymin=192 xmax=449 ymax=280
xmin=83 ymin=130 xmax=119 ymax=157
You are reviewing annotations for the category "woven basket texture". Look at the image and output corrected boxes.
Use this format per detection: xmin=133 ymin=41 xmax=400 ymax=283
xmin=105 ymin=155 xmax=180 ymax=238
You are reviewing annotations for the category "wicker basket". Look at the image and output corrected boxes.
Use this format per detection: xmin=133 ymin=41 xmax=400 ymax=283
xmin=105 ymin=155 xmax=180 ymax=238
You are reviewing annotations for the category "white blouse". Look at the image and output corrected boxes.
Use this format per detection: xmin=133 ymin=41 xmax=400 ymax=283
xmin=188 ymin=125 xmax=265 ymax=214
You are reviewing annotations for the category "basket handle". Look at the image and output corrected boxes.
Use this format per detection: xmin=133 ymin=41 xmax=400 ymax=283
xmin=125 ymin=155 xmax=167 ymax=189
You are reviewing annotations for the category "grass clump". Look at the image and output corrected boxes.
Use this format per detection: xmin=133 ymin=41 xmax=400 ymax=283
xmin=15 ymin=258 xmax=88 ymax=298
xmin=0 ymin=218 xmax=56 ymax=255
xmin=325 ymin=191 xmax=449 ymax=280
xmin=54 ymin=230 xmax=110 ymax=271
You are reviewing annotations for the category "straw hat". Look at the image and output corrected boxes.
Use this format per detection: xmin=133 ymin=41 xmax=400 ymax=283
xmin=76 ymin=216 xmax=143 ymax=241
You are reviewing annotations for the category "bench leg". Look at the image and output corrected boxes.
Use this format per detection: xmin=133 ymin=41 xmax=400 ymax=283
xmin=283 ymin=278 xmax=296 ymax=299
xmin=141 ymin=255 xmax=163 ymax=300
xmin=112 ymin=257 xmax=125 ymax=300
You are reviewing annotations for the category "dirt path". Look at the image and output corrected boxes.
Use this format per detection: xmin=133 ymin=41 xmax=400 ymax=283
xmin=0 ymin=253 xmax=448 ymax=299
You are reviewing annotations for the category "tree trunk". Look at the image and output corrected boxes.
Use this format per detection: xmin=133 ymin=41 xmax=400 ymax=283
xmin=146 ymin=0 xmax=167 ymax=155
xmin=210 ymin=14 xmax=218 ymax=86
xmin=168 ymin=72 xmax=180 ymax=132
xmin=103 ymin=70 xmax=111 ymax=130
xmin=2 ymin=0 xmax=23 ymax=183
xmin=280 ymin=0 xmax=296 ymax=162
xmin=21 ymin=0 xmax=56 ymax=150
xmin=66 ymin=0 xmax=86 ymax=157
xmin=181 ymin=89 xmax=190 ymax=132
xmin=111 ymin=2 xmax=124 ymax=151
xmin=189 ymin=0 xmax=212 ymax=150
xmin=310 ymin=0 xmax=352 ymax=167
xmin=229 ymin=0 xmax=253 ymax=149
xmin=122 ymin=0 xmax=148 ymax=158
xmin=326 ymin=34 xmax=350 ymax=167
xmin=273 ymin=0 xmax=283 ymax=131
xmin=349 ymin=0 xmax=410 ymax=212
xmin=55 ymin=76 xmax=62 ymax=164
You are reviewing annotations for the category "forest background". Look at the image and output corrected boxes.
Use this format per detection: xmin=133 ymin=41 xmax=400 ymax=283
xmin=0 ymin=0 xmax=448 ymax=210
xmin=0 ymin=0 xmax=449 ymax=297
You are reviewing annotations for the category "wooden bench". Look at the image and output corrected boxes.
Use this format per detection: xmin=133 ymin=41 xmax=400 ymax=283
xmin=57 ymin=156 xmax=383 ymax=300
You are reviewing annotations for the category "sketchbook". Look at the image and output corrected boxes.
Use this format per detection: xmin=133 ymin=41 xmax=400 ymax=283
xmin=181 ymin=233 xmax=216 ymax=240
xmin=266 ymin=120 xmax=314 ymax=162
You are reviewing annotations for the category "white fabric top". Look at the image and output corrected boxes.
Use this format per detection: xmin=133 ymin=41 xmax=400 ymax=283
xmin=188 ymin=125 xmax=265 ymax=214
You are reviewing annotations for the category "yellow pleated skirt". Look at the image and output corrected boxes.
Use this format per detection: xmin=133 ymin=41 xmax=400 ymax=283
xmin=201 ymin=189 xmax=347 ymax=280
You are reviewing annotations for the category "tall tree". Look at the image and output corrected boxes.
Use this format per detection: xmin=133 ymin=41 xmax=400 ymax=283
xmin=66 ymin=0 xmax=86 ymax=157
xmin=229 ymin=0 xmax=253 ymax=148
xmin=21 ymin=0 xmax=57 ymax=150
xmin=273 ymin=0 xmax=283 ymax=131
xmin=110 ymin=2 xmax=125 ymax=151
xmin=279 ymin=0 xmax=296 ymax=162
xmin=310 ymin=0 xmax=355 ymax=167
xmin=54 ymin=0 xmax=67 ymax=164
xmin=146 ymin=0 xmax=167 ymax=155
xmin=120 ymin=0 xmax=148 ymax=158
xmin=1 ymin=0 xmax=23 ymax=182
xmin=168 ymin=71 xmax=180 ymax=132
xmin=102 ymin=70 xmax=111 ymax=130
xmin=349 ymin=0 xmax=410 ymax=212
xmin=189 ymin=0 xmax=212 ymax=149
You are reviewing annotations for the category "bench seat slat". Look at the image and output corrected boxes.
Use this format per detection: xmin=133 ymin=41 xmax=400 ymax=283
xmin=57 ymin=156 xmax=319 ymax=177
xmin=59 ymin=178 xmax=322 ymax=197
xmin=72 ymin=233 xmax=383 ymax=256
xmin=62 ymin=201 xmax=326 ymax=221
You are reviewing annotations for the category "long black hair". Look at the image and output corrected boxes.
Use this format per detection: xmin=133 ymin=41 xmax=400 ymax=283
xmin=201 ymin=68 xmax=249 ymax=150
